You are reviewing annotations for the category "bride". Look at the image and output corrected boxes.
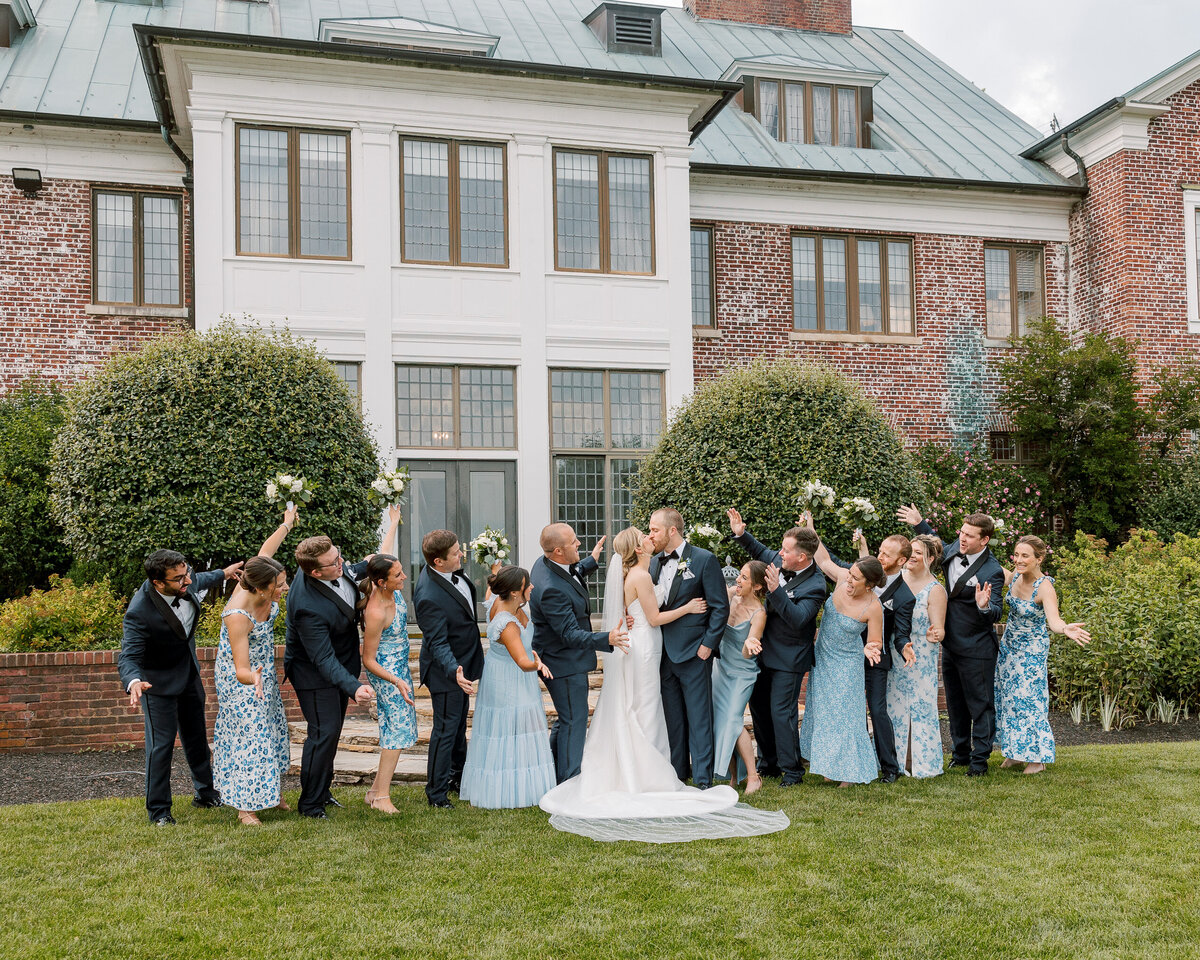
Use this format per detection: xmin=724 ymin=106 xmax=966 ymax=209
xmin=539 ymin=527 xmax=741 ymax=820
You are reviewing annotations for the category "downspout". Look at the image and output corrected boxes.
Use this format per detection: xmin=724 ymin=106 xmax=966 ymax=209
xmin=1059 ymin=132 xmax=1092 ymax=331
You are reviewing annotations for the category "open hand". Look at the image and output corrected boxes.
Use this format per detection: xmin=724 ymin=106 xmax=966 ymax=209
xmin=394 ymin=678 xmax=414 ymax=706
xmin=975 ymin=582 xmax=992 ymax=611
xmin=1064 ymin=623 xmax=1091 ymax=647
xmin=896 ymin=504 xmax=923 ymax=527
xmin=591 ymin=536 xmax=606 ymax=563
xmin=863 ymin=643 xmax=882 ymax=666
xmin=744 ymin=636 xmax=763 ymax=658
xmin=609 ymin=625 xmax=630 ymax=654
xmin=684 ymin=597 xmax=708 ymax=615
xmin=128 ymin=680 xmax=152 ymax=707
xmin=354 ymin=684 xmax=374 ymax=705
xmin=764 ymin=563 xmax=781 ymax=592
xmin=535 ymin=654 xmax=554 ymax=681
xmin=727 ymin=508 xmax=746 ymax=538
xmin=223 ymin=560 xmax=246 ymax=581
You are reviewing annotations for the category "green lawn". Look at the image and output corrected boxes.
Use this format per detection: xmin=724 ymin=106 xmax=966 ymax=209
xmin=3 ymin=743 xmax=1198 ymax=960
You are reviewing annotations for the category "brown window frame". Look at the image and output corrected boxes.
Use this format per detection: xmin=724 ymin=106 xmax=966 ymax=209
xmin=331 ymin=360 xmax=362 ymax=411
xmin=791 ymin=231 xmax=915 ymax=336
xmin=399 ymin=136 xmax=509 ymax=268
xmin=394 ymin=363 xmax=517 ymax=451
xmin=234 ymin=123 xmax=352 ymax=261
xmin=690 ymin=223 xmax=716 ymax=327
xmin=984 ymin=243 xmax=1045 ymax=340
xmin=989 ymin=431 xmax=1042 ymax=465
xmin=751 ymin=79 xmax=867 ymax=148
xmin=552 ymin=147 xmax=656 ymax=276
xmin=91 ymin=187 xmax=185 ymax=308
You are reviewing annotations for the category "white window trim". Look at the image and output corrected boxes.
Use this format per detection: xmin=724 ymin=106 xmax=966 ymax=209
xmin=1185 ymin=188 xmax=1200 ymax=333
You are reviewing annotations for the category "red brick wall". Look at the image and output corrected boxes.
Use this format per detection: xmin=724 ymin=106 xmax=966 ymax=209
xmin=0 ymin=175 xmax=191 ymax=393
xmin=1070 ymin=77 xmax=1200 ymax=390
xmin=683 ymin=0 xmax=852 ymax=34
xmin=0 ymin=647 xmax=370 ymax=753
xmin=692 ymin=220 xmax=1069 ymax=445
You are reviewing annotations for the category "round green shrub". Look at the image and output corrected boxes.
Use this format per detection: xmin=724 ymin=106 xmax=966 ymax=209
xmin=631 ymin=360 xmax=924 ymax=559
xmin=50 ymin=322 xmax=380 ymax=596
xmin=0 ymin=576 xmax=125 ymax=652
xmin=1143 ymin=451 xmax=1200 ymax=541
xmin=0 ymin=379 xmax=71 ymax=600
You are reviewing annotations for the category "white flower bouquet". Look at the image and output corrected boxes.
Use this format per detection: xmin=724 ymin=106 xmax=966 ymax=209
xmin=836 ymin=495 xmax=880 ymax=530
xmin=368 ymin=466 xmax=411 ymax=509
xmin=469 ymin=527 xmax=511 ymax=568
xmin=993 ymin=518 xmax=1006 ymax=533
xmin=796 ymin=479 xmax=837 ymax=523
xmin=266 ymin=472 xmax=314 ymax=509
xmin=686 ymin=523 xmax=724 ymax=555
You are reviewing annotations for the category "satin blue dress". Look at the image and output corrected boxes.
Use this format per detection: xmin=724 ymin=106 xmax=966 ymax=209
xmin=460 ymin=610 xmax=556 ymax=808
xmin=213 ymin=603 xmax=290 ymax=810
xmin=368 ymin=591 xmax=417 ymax=750
xmin=802 ymin=597 xmax=878 ymax=784
xmin=711 ymin=619 xmax=759 ymax=784
xmin=995 ymin=577 xmax=1055 ymax=763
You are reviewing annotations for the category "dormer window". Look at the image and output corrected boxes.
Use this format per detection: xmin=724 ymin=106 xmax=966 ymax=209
xmin=584 ymin=3 xmax=662 ymax=57
xmin=747 ymin=79 xmax=871 ymax=148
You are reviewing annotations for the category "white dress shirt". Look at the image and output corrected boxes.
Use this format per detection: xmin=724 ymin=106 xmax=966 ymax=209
xmin=875 ymin=571 xmax=901 ymax=598
xmin=437 ymin=567 xmax=473 ymax=605
xmin=657 ymin=540 xmax=688 ymax=596
xmin=948 ymin=549 xmax=985 ymax=593
xmin=127 ymin=588 xmax=196 ymax=692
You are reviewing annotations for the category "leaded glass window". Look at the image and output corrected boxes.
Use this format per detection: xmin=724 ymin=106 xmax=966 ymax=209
xmin=395 ymin=365 xmax=514 ymax=449
xmin=690 ymin=225 xmax=715 ymax=327
xmin=986 ymin=245 xmax=1044 ymax=339
xmin=791 ymin=232 xmax=914 ymax=336
xmin=554 ymin=149 xmax=654 ymax=274
xmin=93 ymin=190 xmax=181 ymax=307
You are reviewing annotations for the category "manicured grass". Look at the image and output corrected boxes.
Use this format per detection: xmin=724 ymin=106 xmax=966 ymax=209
xmin=3 ymin=744 xmax=1198 ymax=960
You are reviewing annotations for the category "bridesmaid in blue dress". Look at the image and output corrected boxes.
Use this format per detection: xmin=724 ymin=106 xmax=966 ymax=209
xmin=711 ymin=561 xmax=767 ymax=793
xmin=804 ymin=557 xmax=886 ymax=786
xmin=360 ymin=506 xmax=417 ymax=813
xmin=887 ymin=534 xmax=948 ymax=778
xmin=213 ymin=505 xmax=297 ymax=825
xmin=460 ymin=566 xmax=557 ymax=809
xmin=992 ymin=535 xmax=1090 ymax=775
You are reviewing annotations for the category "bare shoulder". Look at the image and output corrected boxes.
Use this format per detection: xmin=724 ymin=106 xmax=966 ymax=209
xmin=626 ymin=566 xmax=652 ymax=587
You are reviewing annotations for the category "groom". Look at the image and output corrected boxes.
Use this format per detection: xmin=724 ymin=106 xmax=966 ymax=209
xmin=648 ymin=508 xmax=729 ymax=788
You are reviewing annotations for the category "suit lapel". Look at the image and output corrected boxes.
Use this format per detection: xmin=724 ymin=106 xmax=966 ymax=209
xmin=949 ymin=551 xmax=991 ymax=600
xmin=544 ymin=557 xmax=588 ymax=602
xmin=878 ymin=575 xmax=903 ymax=605
xmin=309 ymin=575 xmax=358 ymax=622
xmin=666 ymin=543 xmax=691 ymax=609
xmin=147 ymin=586 xmax=187 ymax=642
xmin=787 ymin=562 xmax=820 ymax=595
xmin=428 ymin=567 xmax=475 ymax=616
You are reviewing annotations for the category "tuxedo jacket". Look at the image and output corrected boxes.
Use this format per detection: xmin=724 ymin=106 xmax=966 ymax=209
xmin=413 ymin=567 xmax=485 ymax=694
xmin=530 ymin=554 xmax=609 ymax=679
xmin=735 ymin=530 xmax=826 ymax=674
xmin=826 ymin=550 xmax=915 ymax=671
xmin=650 ymin=543 xmax=730 ymax=665
xmin=118 ymin=569 xmax=227 ymax=697
xmin=284 ymin=562 xmax=369 ymax=697
xmin=915 ymin=520 xmax=1004 ymax=660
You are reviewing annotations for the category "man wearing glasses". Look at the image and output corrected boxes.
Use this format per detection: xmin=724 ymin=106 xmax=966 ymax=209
xmin=119 ymin=549 xmax=244 ymax=825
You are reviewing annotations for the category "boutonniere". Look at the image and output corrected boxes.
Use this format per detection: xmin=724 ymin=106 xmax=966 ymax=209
xmin=677 ymin=558 xmax=695 ymax=579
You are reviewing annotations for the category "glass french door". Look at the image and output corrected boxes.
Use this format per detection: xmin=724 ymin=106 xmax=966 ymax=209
xmin=399 ymin=460 xmax=516 ymax=620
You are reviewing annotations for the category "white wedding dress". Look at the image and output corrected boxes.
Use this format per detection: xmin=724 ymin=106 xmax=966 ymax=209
xmin=539 ymin=565 xmax=789 ymax=843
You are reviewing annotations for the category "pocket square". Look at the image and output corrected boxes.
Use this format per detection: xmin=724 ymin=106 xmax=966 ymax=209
xmin=681 ymin=570 xmax=696 ymax=580
xmin=967 ymin=576 xmax=979 ymax=587
xmin=882 ymin=599 xmax=893 ymax=610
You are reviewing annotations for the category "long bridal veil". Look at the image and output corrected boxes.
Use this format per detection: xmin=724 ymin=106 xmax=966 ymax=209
xmin=541 ymin=558 xmax=789 ymax=843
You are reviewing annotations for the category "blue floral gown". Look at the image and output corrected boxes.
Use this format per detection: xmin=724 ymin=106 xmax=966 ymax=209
xmin=213 ymin=602 xmax=290 ymax=811
xmin=460 ymin=610 xmax=556 ymax=808
xmin=886 ymin=582 xmax=943 ymax=778
xmin=801 ymin=597 xmax=878 ymax=784
xmin=711 ymin=619 xmax=759 ymax=784
xmin=368 ymin=592 xmax=418 ymax=750
xmin=995 ymin=576 xmax=1055 ymax=764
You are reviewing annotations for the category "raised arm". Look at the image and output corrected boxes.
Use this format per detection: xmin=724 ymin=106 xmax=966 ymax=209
xmin=763 ymin=565 xmax=825 ymax=633
xmin=729 ymin=509 xmax=781 ymax=566
xmin=362 ymin=602 xmax=413 ymax=704
xmin=973 ymin=565 xmax=1006 ymax=624
xmin=899 ymin=504 xmax=951 ymax=555
xmin=379 ymin=504 xmax=402 ymax=555
xmin=258 ymin=505 xmax=299 ymax=559
xmin=814 ymin=537 xmax=850 ymax=583
xmin=1038 ymin=581 xmax=1091 ymax=646
xmin=630 ymin=569 xmax=706 ymax=627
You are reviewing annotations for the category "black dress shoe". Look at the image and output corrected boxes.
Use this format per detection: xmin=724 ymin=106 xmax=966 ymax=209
xmin=151 ymin=815 xmax=176 ymax=826
xmin=300 ymin=809 xmax=329 ymax=819
xmin=780 ymin=776 xmax=804 ymax=787
xmin=324 ymin=797 xmax=344 ymax=809
xmin=948 ymin=759 xmax=970 ymax=769
xmin=880 ymin=772 xmax=899 ymax=783
xmin=757 ymin=767 xmax=783 ymax=779
xmin=192 ymin=796 xmax=222 ymax=809
xmin=428 ymin=798 xmax=454 ymax=809
xmin=966 ymin=767 xmax=988 ymax=777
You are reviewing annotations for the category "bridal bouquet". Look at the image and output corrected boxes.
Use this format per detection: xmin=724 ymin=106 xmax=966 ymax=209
xmin=368 ymin=466 xmax=411 ymax=509
xmin=796 ymin=479 xmax=837 ymax=523
xmin=686 ymin=523 xmax=724 ymax=555
xmin=266 ymin=472 xmax=314 ymax=508
xmin=470 ymin=527 xmax=511 ymax=567
xmin=836 ymin=495 xmax=880 ymax=530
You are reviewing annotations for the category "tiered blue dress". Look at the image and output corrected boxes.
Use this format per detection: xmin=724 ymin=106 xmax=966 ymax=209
xmin=460 ymin=610 xmax=556 ymax=808
xmin=886 ymin=582 xmax=943 ymax=778
xmin=213 ymin=602 xmax=290 ymax=810
xmin=711 ymin=619 xmax=759 ymax=784
xmin=368 ymin=591 xmax=418 ymax=750
xmin=995 ymin=576 xmax=1055 ymax=763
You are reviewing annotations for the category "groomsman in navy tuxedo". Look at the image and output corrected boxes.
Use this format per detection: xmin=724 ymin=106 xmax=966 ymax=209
xmin=900 ymin=505 xmax=1004 ymax=775
xmin=119 ymin=549 xmax=243 ymax=824
xmin=649 ymin=508 xmax=729 ymax=788
xmin=815 ymin=531 xmax=916 ymax=783
xmin=728 ymin=509 xmax=825 ymax=786
xmin=413 ymin=530 xmax=485 ymax=808
xmin=531 ymin=523 xmax=629 ymax=783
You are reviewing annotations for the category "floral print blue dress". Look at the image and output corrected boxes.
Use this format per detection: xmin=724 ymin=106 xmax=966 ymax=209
xmin=213 ymin=602 xmax=290 ymax=811
xmin=995 ymin=576 xmax=1055 ymax=764
xmin=886 ymin=582 xmax=943 ymax=778
xmin=368 ymin=591 xmax=418 ymax=750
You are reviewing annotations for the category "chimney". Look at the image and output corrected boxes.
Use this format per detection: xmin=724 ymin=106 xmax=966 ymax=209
xmin=683 ymin=0 xmax=852 ymax=34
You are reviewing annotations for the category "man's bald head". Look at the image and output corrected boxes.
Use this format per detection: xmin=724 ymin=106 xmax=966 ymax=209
xmin=540 ymin=522 xmax=574 ymax=556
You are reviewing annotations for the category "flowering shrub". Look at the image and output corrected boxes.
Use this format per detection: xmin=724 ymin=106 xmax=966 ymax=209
xmin=0 ymin=576 xmax=125 ymax=652
xmin=912 ymin=444 xmax=1047 ymax=560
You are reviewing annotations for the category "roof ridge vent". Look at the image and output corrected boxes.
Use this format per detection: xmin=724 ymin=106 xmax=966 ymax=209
xmin=584 ymin=3 xmax=662 ymax=57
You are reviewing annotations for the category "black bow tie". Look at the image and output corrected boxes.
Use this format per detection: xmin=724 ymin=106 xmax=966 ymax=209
xmin=171 ymin=596 xmax=184 ymax=608
xmin=781 ymin=569 xmax=796 ymax=583
xmin=662 ymin=550 xmax=680 ymax=562
xmin=451 ymin=571 xmax=462 ymax=584
xmin=957 ymin=555 xmax=970 ymax=567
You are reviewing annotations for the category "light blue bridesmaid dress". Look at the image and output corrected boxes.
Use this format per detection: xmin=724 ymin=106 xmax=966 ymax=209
xmin=711 ymin=619 xmax=759 ymax=784
xmin=368 ymin=591 xmax=417 ymax=750
xmin=459 ymin=609 xmax=556 ymax=808
xmin=803 ymin=596 xmax=878 ymax=784
xmin=995 ymin=576 xmax=1055 ymax=763
xmin=886 ymin=582 xmax=943 ymax=778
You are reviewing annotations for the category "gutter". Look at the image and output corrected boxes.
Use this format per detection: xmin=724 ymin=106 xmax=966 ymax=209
xmin=0 ymin=110 xmax=159 ymax=133
xmin=1021 ymin=97 xmax=1122 ymax=158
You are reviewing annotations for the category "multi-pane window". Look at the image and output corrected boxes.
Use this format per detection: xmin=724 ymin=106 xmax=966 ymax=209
xmin=752 ymin=79 xmax=864 ymax=148
xmin=690 ymin=225 xmax=716 ymax=327
xmin=92 ymin=190 xmax=182 ymax=307
xmin=395 ymin=365 xmax=515 ymax=448
xmin=985 ymin=246 xmax=1044 ymax=339
xmin=332 ymin=361 xmax=361 ymax=410
xmin=400 ymin=138 xmax=507 ymax=266
xmin=989 ymin=432 xmax=1042 ymax=464
xmin=236 ymin=125 xmax=349 ymax=259
xmin=550 ymin=369 xmax=663 ymax=601
xmin=554 ymin=149 xmax=654 ymax=274
xmin=791 ymin=232 xmax=913 ymax=335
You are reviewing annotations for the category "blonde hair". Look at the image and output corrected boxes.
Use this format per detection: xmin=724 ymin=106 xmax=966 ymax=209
xmin=613 ymin=527 xmax=644 ymax=576
xmin=911 ymin=534 xmax=943 ymax=573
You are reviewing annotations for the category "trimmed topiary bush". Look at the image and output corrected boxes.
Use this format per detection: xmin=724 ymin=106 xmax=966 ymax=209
xmin=50 ymin=322 xmax=380 ymax=597
xmin=1143 ymin=450 xmax=1200 ymax=541
xmin=0 ymin=378 xmax=71 ymax=600
xmin=0 ymin=576 xmax=125 ymax=652
xmin=631 ymin=360 xmax=924 ymax=559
